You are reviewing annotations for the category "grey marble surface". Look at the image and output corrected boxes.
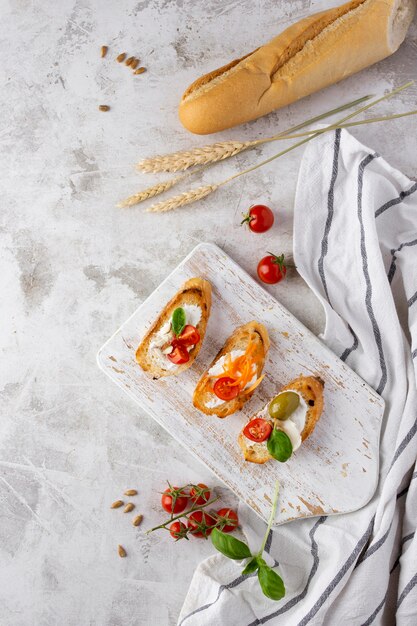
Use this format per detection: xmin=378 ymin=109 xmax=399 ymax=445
xmin=1 ymin=1 xmax=416 ymax=624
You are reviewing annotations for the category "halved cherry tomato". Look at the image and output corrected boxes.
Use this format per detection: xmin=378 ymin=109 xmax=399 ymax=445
xmin=241 ymin=205 xmax=274 ymax=233
xmin=243 ymin=418 xmax=272 ymax=442
xmin=169 ymin=521 xmax=187 ymax=540
xmin=257 ymin=253 xmax=287 ymax=285
xmin=216 ymin=508 xmax=239 ymax=532
xmin=168 ymin=343 xmax=190 ymax=365
xmin=213 ymin=377 xmax=240 ymax=401
xmin=161 ymin=487 xmax=188 ymax=514
xmin=187 ymin=511 xmax=216 ymax=538
xmin=190 ymin=483 xmax=210 ymax=506
xmin=178 ymin=325 xmax=200 ymax=347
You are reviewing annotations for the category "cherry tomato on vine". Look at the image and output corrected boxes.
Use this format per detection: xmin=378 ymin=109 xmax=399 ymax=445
xmin=257 ymin=253 xmax=287 ymax=285
xmin=216 ymin=508 xmax=239 ymax=532
xmin=190 ymin=483 xmax=211 ymax=506
xmin=241 ymin=205 xmax=274 ymax=233
xmin=243 ymin=418 xmax=272 ymax=443
xmin=213 ymin=377 xmax=240 ymax=401
xmin=168 ymin=343 xmax=190 ymax=365
xmin=187 ymin=511 xmax=216 ymax=538
xmin=169 ymin=521 xmax=187 ymax=540
xmin=178 ymin=325 xmax=200 ymax=347
xmin=161 ymin=487 xmax=188 ymax=514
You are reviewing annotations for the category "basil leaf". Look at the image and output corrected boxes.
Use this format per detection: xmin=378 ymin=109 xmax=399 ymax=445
xmin=241 ymin=558 xmax=259 ymax=576
xmin=267 ymin=429 xmax=293 ymax=462
xmin=171 ymin=307 xmax=186 ymax=336
xmin=211 ymin=528 xmax=251 ymax=560
xmin=258 ymin=565 xmax=285 ymax=601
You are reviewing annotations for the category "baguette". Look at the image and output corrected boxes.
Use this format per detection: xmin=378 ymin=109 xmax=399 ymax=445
xmin=179 ymin=0 xmax=416 ymax=134
xmin=136 ymin=277 xmax=211 ymax=379
xmin=193 ymin=321 xmax=270 ymax=417
xmin=238 ymin=376 xmax=324 ymax=464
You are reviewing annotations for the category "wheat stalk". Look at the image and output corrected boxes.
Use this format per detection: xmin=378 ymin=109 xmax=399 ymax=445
xmin=137 ymin=95 xmax=373 ymax=173
xmin=116 ymin=175 xmax=184 ymax=208
xmin=146 ymin=184 xmax=218 ymax=213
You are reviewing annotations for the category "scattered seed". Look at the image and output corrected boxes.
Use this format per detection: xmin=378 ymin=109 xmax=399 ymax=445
xmin=118 ymin=545 xmax=127 ymax=558
xmin=133 ymin=514 xmax=143 ymax=527
xmin=99 ymin=105 xmax=110 ymax=112
xmin=131 ymin=58 xmax=139 ymax=70
xmin=125 ymin=56 xmax=135 ymax=67
xmin=124 ymin=489 xmax=138 ymax=496
xmin=116 ymin=52 xmax=126 ymax=63
xmin=101 ymin=45 xmax=108 ymax=58
xmin=134 ymin=67 xmax=146 ymax=75
xmin=124 ymin=502 xmax=135 ymax=513
xmin=111 ymin=499 xmax=124 ymax=508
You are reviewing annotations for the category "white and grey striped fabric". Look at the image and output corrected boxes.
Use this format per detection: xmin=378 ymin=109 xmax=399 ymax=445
xmin=177 ymin=129 xmax=417 ymax=626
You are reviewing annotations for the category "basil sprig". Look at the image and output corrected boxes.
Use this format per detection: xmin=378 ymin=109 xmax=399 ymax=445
xmin=267 ymin=429 xmax=293 ymax=462
xmin=211 ymin=480 xmax=285 ymax=602
xmin=171 ymin=307 xmax=186 ymax=336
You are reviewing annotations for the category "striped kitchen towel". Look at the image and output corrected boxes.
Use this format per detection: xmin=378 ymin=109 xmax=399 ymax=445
xmin=178 ymin=129 xmax=417 ymax=626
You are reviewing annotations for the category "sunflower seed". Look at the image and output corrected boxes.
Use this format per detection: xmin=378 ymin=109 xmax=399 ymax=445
xmin=124 ymin=489 xmax=137 ymax=496
xmin=134 ymin=67 xmax=146 ymax=75
xmin=125 ymin=56 xmax=135 ymax=67
xmin=99 ymin=105 xmax=110 ymax=112
xmin=111 ymin=500 xmax=124 ymax=509
xmin=132 ymin=514 xmax=143 ymax=527
xmin=101 ymin=45 xmax=108 ymax=58
xmin=116 ymin=52 xmax=126 ymax=62
xmin=124 ymin=503 xmax=135 ymax=513
xmin=118 ymin=545 xmax=127 ymax=558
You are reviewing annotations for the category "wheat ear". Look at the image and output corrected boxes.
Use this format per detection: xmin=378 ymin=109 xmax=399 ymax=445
xmin=116 ymin=176 xmax=184 ymax=208
xmin=146 ymin=184 xmax=218 ymax=213
xmin=136 ymin=95 xmax=373 ymax=173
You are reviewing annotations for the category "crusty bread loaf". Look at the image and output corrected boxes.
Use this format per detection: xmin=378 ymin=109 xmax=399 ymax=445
xmin=193 ymin=321 xmax=270 ymax=418
xmin=179 ymin=0 xmax=416 ymax=134
xmin=136 ymin=277 xmax=211 ymax=379
xmin=238 ymin=375 xmax=324 ymax=464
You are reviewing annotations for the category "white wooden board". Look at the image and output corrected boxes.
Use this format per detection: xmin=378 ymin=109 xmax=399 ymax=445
xmin=97 ymin=243 xmax=384 ymax=526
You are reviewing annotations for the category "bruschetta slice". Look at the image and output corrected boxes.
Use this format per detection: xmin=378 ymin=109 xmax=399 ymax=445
xmin=193 ymin=321 xmax=270 ymax=418
xmin=136 ymin=277 xmax=211 ymax=379
xmin=238 ymin=375 xmax=324 ymax=464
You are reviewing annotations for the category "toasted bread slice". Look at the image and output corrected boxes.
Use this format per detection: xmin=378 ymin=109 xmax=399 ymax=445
xmin=136 ymin=277 xmax=211 ymax=379
xmin=193 ymin=321 xmax=270 ymax=418
xmin=238 ymin=375 xmax=324 ymax=464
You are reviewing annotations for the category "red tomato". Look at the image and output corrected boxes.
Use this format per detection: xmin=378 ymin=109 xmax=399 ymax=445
xmin=169 ymin=521 xmax=187 ymax=540
xmin=213 ymin=377 xmax=240 ymax=401
xmin=243 ymin=418 xmax=272 ymax=442
xmin=257 ymin=253 xmax=287 ymax=285
xmin=168 ymin=343 xmax=190 ymax=365
xmin=190 ymin=483 xmax=211 ymax=506
xmin=187 ymin=511 xmax=216 ymax=538
xmin=241 ymin=205 xmax=274 ymax=233
xmin=178 ymin=325 xmax=200 ymax=347
xmin=216 ymin=508 xmax=239 ymax=532
xmin=161 ymin=487 xmax=188 ymax=514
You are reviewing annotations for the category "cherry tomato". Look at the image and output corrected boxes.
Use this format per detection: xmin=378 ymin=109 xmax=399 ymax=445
xmin=169 ymin=521 xmax=187 ymax=540
xmin=213 ymin=377 xmax=240 ymax=401
xmin=257 ymin=253 xmax=287 ymax=285
xmin=243 ymin=418 xmax=273 ymax=442
xmin=187 ymin=511 xmax=216 ymax=538
xmin=216 ymin=508 xmax=239 ymax=532
xmin=178 ymin=325 xmax=200 ymax=347
xmin=161 ymin=487 xmax=188 ymax=514
xmin=241 ymin=205 xmax=274 ymax=233
xmin=168 ymin=343 xmax=190 ymax=365
xmin=190 ymin=483 xmax=211 ymax=506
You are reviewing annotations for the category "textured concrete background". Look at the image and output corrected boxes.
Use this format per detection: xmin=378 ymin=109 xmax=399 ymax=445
xmin=1 ymin=1 xmax=416 ymax=624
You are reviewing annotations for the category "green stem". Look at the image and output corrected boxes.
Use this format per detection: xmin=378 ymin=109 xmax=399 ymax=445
xmin=220 ymin=81 xmax=413 ymax=188
xmin=145 ymin=496 xmax=220 ymax=534
xmin=257 ymin=480 xmax=280 ymax=557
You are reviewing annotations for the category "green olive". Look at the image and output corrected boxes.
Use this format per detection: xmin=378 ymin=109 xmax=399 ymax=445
xmin=268 ymin=391 xmax=300 ymax=421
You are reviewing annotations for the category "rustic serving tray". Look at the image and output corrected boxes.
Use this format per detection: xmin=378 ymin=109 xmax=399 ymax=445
xmin=97 ymin=243 xmax=384 ymax=525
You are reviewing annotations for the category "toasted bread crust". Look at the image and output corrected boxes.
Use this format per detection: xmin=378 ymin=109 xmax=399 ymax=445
xmin=136 ymin=277 xmax=211 ymax=379
xmin=238 ymin=375 xmax=324 ymax=464
xmin=193 ymin=321 xmax=270 ymax=418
